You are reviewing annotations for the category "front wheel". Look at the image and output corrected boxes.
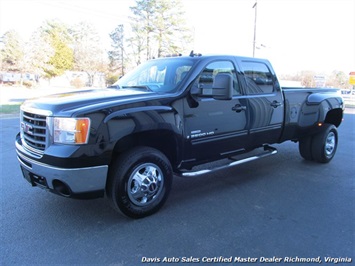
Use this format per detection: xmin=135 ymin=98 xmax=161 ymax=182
xmin=106 ymin=147 xmax=173 ymax=219
xmin=311 ymin=124 xmax=338 ymax=163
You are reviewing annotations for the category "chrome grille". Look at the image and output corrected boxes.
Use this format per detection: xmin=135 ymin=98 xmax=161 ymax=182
xmin=21 ymin=111 xmax=47 ymax=152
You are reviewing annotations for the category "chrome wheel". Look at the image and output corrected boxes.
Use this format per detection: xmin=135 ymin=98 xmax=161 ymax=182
xmin=128 ymin=163 xmax=164 ymax=206
xmin=325 ymin=132 xmax=336 ymax=157
xmin=107 ymin=146 xmax=173 ymax=218
xmin=311 ymin=124 xmax=338 ymax=163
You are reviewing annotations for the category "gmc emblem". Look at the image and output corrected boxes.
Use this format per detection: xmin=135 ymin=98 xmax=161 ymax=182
xmin=21 ymin=122 xmax=33 ymax=135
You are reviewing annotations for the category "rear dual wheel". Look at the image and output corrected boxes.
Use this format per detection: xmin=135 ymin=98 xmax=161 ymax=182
xmin=106 ymin=147 xmax=173 ymax=219
xmin=299 ymin=124 xmax=338 ymax=163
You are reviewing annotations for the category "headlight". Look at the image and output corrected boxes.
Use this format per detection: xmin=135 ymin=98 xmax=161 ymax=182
xmin=54 ymin=117 xmax=91 ymax=144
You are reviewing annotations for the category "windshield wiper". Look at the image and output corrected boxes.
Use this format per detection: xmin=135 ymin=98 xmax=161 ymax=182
xmin=122 ymin=85 xmax=152 ymax=92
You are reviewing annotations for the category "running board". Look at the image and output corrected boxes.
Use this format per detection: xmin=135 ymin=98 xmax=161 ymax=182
xmin=177 ymin=145 xmax=277 ymax=177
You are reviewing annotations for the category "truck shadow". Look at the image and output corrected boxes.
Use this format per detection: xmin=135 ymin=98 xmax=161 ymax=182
xmin=166 ymin=148 xmax=292 ymax=214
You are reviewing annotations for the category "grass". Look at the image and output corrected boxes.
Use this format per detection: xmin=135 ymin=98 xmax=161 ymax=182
xmin=0 ymin=104 xmax=21 ymax=115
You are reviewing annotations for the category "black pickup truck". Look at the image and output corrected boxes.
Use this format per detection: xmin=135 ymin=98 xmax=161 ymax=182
xmin=16 ymin=54 xmax=344 ymax=218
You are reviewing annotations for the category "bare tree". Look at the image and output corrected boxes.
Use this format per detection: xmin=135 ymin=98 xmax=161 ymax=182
xmin=0 ymin=30 xmax=24 ymax=72
xmin=71 ymin=22 xmax=106 ymax=86
xmin=24 ymin=29 xmax=54 ymax=77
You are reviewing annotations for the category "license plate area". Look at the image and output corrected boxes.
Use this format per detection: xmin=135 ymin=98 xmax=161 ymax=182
xmin=21 ymin=166 xmax=48 ymax=189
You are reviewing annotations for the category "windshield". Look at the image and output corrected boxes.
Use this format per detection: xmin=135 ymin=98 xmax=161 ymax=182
xmin=112 ymin=58 xmax=194 ymax=93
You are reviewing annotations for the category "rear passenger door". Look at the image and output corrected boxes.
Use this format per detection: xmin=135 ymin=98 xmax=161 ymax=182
xmin=240 ymin=60 xmax=284 ymax=146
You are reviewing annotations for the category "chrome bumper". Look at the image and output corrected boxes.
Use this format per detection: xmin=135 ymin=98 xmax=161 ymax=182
xmin=16 ymin=142 xmax=108 ymax=197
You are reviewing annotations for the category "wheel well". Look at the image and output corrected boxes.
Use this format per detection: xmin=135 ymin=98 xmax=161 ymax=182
xmin=324 ymin=108 xmax=343 ymax=127
xmin=111 ymin=130 xmax=179 ymax=169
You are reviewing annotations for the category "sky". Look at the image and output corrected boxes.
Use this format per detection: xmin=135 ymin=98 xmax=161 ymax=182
xmin=0 ymin=0 xmax=354 ymax=75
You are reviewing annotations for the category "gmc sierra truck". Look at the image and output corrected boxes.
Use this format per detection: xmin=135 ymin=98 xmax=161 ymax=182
xmin=15 ymin=54 xmax=344 ymax=218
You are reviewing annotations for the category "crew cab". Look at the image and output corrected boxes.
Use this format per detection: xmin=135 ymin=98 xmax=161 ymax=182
xmin=15 ymin=54 xmax=344 ymax=218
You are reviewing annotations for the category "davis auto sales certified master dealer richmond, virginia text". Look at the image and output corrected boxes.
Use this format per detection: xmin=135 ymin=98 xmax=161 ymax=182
xmin=141 ymin=255 xmax=352 ymax=263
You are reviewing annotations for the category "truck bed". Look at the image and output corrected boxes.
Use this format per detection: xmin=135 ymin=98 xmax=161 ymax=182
xmin=281 ymin=87 xmax=343 ymax=142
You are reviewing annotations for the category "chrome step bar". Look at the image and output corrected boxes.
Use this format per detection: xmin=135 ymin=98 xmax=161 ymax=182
xmin=177 ymin=145 xmax=277 ymax=177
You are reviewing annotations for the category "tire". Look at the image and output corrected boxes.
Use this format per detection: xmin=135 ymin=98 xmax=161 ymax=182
xmin=106 ymin=146 xmax=173 ymax=219
xmin=311 ymin=124 xmax=338 ymax=163
xmin=299 ymin=135 xmax=313 ymax=161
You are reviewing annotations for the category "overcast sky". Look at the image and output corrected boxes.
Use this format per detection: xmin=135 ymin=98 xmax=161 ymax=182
xmin=1 ymin=0 xmax=354 ymax=75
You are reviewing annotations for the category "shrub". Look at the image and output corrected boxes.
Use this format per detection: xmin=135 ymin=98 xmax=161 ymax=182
xmin=70 ymin=77 xmax=85 ymax=88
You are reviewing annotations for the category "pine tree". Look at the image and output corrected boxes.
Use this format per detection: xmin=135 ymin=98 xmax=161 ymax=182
xmin=41 ymin=20 xmax=74 ymax=79
xmin=108 ymin=24 xmax=125 ymax=76
xmin=129 ymin=0 xmax=192 ymax=62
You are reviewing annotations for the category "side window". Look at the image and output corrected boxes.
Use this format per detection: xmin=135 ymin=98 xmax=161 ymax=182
xmin=196 ymin=61 xmax=240 ymax=96
xmin=241 ymin=61 xmax=274 ymax=94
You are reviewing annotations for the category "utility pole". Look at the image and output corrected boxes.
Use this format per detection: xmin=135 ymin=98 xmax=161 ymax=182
xmin=252 ymin=0 xmax=258 ymax=57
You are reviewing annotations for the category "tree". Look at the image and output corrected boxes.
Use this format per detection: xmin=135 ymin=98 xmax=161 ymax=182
xmin=127 ymin=21 xmax=146 ymax=66
xmin=129 ymin=0 xmax=156 ymax=61
xmin=300 ymin=71 xmax=316 ymax=87
xmin=326 ymin=70 xmax=351 ymax=89
xmin=40 ymin=20 xmax=74 ymax=79
xmin=129 ymin=0 xmax=192 ymax=62
xmin=0 ymin=30 xmax=24 ymax=72
xmin=23 ymin=29 xmax=54 ymax=76
xmin=280 ymin=70 xmax=352 ymax=90
xmin=108 ymin=24 xmax=125 ymax=76
xmin=153 ymin=0 xmax=192 ymax=57
xmin=71 ymin=22 xmax=106 ymax=86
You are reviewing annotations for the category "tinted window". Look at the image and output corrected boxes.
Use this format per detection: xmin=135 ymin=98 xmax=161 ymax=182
xmin=196 ymin=61 xmax=240 ymax=96
xmin=241 ymin=61 xmax=274 ymax=94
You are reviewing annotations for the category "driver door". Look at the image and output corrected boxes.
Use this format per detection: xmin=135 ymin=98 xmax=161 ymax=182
xmin=183 ymin=60 xmax=249 ymax=165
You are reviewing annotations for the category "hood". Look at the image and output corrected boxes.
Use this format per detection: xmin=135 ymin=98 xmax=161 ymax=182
xmin=21 ymin=88 xmax=157 ymax=116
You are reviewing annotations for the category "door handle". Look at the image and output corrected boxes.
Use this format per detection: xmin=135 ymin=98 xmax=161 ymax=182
xmin=270 ymin=100 xmax=282 ymax=108
xmin=232 ymin=104 xmax=247 ymax=113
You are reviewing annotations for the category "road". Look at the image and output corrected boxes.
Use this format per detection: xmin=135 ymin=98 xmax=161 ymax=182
xmin=1 ymin=114 xmax=354 ymax=265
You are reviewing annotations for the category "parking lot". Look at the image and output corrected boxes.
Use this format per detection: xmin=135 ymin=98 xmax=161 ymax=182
xmin=1 ymin=113 xmax=354 ymax=265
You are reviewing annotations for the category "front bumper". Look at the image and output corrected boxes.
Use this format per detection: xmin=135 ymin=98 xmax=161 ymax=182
xmin=16 ymin=135 xmax=108 ymax=199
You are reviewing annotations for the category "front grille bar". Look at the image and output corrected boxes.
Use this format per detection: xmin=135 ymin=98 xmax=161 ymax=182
xmin=21 ymin=111 xmax=48 ymax=152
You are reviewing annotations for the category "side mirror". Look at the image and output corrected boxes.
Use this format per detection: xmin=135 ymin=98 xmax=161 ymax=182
xmin=212 ymin=73 xmax=233 ymax=100
xmin=190 ymin=80 xmax=201 ymax=95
